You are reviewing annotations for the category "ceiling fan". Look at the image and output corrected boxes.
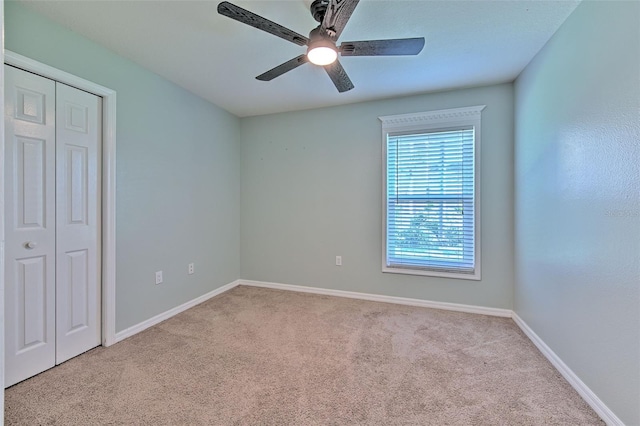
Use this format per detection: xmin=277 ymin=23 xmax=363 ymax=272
xmin=217 ymin=0 xmax=425 ymax=93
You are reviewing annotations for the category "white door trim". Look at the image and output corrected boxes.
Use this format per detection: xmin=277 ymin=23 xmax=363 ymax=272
xmin=4 ymin=50 xmax=117 ymax=347
xmin=1 ymin=2 xmax=6 ymax=423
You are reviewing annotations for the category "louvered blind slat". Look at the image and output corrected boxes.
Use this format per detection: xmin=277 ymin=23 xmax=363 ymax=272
xmin=386 ymin=128 xmax=476 ymax=273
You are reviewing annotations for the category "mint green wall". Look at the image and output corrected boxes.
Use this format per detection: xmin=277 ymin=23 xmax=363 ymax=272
xmin=5 ymin=2 xmax=241 ymax=332
xmin=514 ymin=1 xmax=640 ymax=424
xmin=241 ymin=84 xmax=514 ymax=309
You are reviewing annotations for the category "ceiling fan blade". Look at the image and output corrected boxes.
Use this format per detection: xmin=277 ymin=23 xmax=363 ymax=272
xmin=324 ymin=60 xmax=354 ymax=93
xmin=340 ymin=38 xmax=426 ymax=56
xmin=256 ymin=55 xmax=309 ymax=81
xmin=217 ymin=1 xmax=309 ymax=46
xmin=321 ymin=0 xmax=360 ymax=41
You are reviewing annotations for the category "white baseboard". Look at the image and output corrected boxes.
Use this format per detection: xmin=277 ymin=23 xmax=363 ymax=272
xmin=113 ymin=280 xmax=240 ymax=343
xmin=239 ymin=279 xmax=512 ymax=317
xmin=512 ymin=313 xmax=623 ymax=426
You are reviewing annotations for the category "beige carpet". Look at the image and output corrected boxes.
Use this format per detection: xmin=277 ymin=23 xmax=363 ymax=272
xmin=6 ymin=286 xmax=602 ymax=425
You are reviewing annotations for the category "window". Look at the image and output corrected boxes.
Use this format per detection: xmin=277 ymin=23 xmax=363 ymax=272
xmin=380 ymin=106 xmax=484 ymax=280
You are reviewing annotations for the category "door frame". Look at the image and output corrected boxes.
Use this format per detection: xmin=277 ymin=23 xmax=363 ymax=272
xmin=1 ymin=2 xmax=6 ymax=422
xmin=4 ymin=50 xmax=117 ymax=347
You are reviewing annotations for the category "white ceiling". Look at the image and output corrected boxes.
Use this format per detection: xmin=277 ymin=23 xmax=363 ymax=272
xmin=19 ymin=0 xmax=580 ymax=117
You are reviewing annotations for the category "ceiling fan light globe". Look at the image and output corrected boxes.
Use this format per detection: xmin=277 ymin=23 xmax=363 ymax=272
xmin=307 ymin=46 xmax=338 ymax=66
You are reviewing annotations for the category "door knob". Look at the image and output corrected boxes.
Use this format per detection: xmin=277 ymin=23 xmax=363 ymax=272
xmin=25 ymin=241 xmax=37 ymax=249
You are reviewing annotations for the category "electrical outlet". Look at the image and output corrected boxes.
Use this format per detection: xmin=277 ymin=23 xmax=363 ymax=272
xmin=155 ymin=271 xmax=163 ymax=285
xmin=188 ymin=263 xmax=194 ymax=275
xmin=336 ymin=256 xmax=342 ymax=266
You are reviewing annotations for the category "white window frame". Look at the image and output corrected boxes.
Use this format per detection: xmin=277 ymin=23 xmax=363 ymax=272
xmin=380 ymin=105 xmax=484 ymax=280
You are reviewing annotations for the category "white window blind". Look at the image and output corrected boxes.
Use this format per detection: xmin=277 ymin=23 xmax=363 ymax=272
xmin=380 ymin=106 xmax=483 ymax=280
xmin=386 ymin=128 xmax=475 ymax=272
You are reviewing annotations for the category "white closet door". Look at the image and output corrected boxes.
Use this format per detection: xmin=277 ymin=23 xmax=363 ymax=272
xmin=4 ymin=65 xmax=57 ymax=387
xmin=55 ymin=83 xmax=102 ymax=364
xmin=4 ymin=66 xmax=102 ymax=387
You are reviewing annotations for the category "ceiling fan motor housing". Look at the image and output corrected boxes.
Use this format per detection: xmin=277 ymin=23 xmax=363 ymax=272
xmin=310 ymin=0 xmax=329 ymax=23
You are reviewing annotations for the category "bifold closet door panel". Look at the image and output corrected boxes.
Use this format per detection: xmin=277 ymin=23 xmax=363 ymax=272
xmin=4 ymin=65 xmax=57 ymax=387
xmin=55 ymin=82 xmax=102 ymax=364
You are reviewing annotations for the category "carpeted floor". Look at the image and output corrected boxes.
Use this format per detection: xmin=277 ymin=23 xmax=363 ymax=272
xmin=6 ymin=285 xmax=602 ymax=425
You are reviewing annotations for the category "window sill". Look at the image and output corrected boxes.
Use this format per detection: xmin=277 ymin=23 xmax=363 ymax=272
xmin=382 ymin=266 xmax=481 ymax=281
